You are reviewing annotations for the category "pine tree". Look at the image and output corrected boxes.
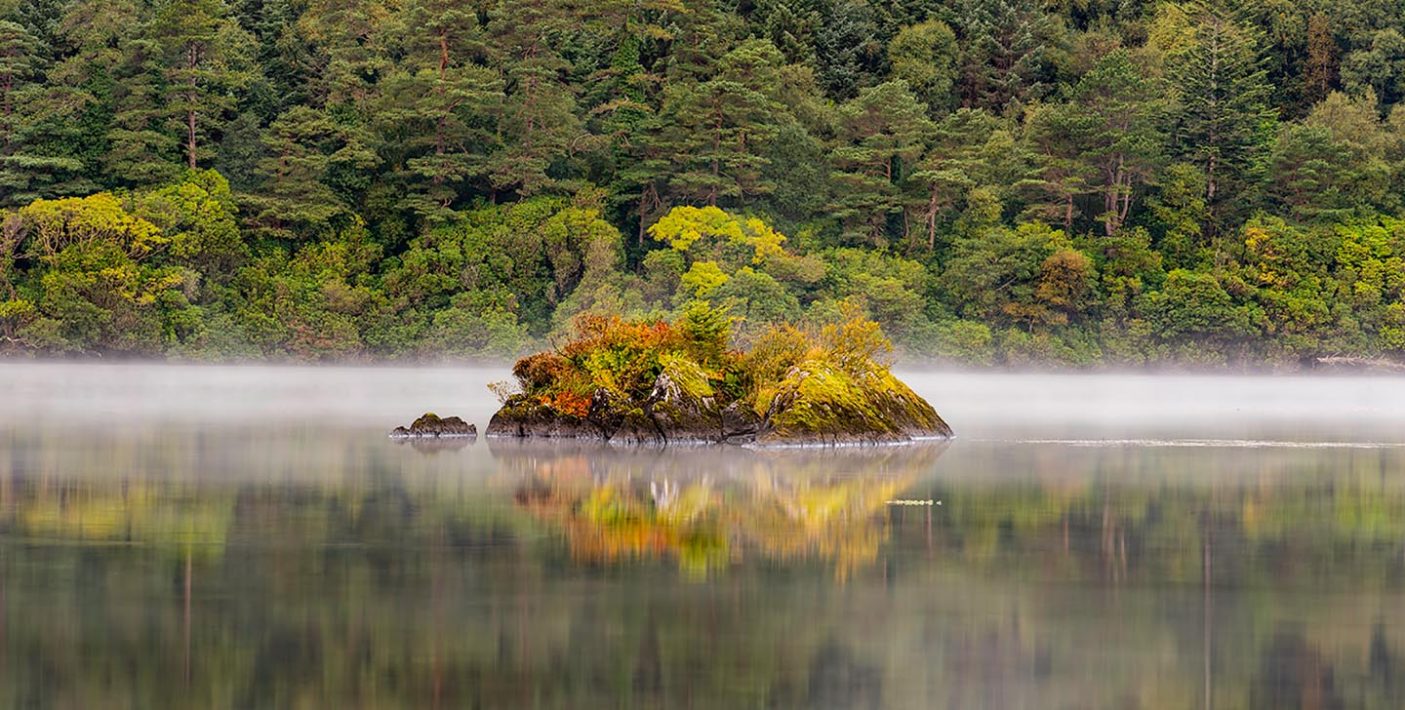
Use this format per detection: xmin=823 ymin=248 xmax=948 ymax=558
xmin=657 ymin=39 xmax=786 ymax=207
xmin=485 ymin=0 xmax=589 ymax=198
xmin=234 ymin=0 xmax=317 ymax=114
xmin=151 ymin=0 xmax=256 ymax=171
xmin=105 ymin=36 xmax=184 ymax=186
xmin=589 ymin=29 xmax=662 ymax=245
xmin=0 ymin=21 xmax=76 ymax=204
xmin=908 ymin=108 xmax=1015 ymax=251
xmin=249 ymin=106 xmax=379 ymax=237
xmin=297 ymin=0 xmax=396 ymax=106
xmin=828 ymin=80 xmax=934 ymax=245
xmin=1020 ymin=100 xmax=1093 ymax=234
xmin=1070 ymin=49 xmax=1164 ymax=235
xmin=953 ymin=0 xmax=1053 ymax=113
xmin=52 ymin=0 xmax=139 ymax=191
xmin=378 ymin=0 xmax=502 ymax=221
xmin=1167 ymin=4 xmax=1277 ymax=234
xmin=9 ymin=0 xmax=64 ymax=48
xmin=613 ymin=109 xmax=674 ymax=246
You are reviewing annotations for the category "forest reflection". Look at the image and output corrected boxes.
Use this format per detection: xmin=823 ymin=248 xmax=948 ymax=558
xmin=2 ymin=431 xmax=1405 ymax=708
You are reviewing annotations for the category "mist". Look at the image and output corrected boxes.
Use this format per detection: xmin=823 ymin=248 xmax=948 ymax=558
xmin=6 ymin=362 xmax=1405 ymax=444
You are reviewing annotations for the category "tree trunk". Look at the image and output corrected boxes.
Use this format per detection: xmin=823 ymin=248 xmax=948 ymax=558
xmin=434 ymin=30 xmax=449 ymax=186
xmin=1 ymin=75 xmax=12 ymax=149
xmin=926 ymin=188 xmax=940 ymax=250
xmin=709 ymin=107 xmax=723 ymax=207
xmin=186 ymin=43 xmax=200 ymax=170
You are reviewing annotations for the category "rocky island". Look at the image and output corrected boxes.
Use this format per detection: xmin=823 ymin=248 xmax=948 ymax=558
xmin=390 ymin=413 xmax=478 ymax=439
xmin=486 ymin=305 xmax=951 ymax=445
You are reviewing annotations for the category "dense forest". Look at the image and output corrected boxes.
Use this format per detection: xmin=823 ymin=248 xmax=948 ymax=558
xmin=3 ymin=0 xmax=1405 ymax=366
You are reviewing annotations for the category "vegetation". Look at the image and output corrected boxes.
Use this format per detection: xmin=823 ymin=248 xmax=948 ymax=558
xmin=488 ymin=305 xmax=949 ymax=443
xmin=5 ymin=1 xmax=1405 ymax=367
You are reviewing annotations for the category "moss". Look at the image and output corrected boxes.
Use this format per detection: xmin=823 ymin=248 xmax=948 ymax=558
xmin=758 ymin=360 xmax=945 ymax=441
xmin=659 ymin=351 xmax=714 ymax=401
xmin=393 ymin=412 xmax=478 ymax=438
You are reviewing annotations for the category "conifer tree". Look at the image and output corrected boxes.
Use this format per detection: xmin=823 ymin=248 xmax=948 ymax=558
xmin=828 ymin=80 xmax=934 ymax=245
xmin=0 ymin=21 xmax=85 ymax=204
xmin=1070 ymin=49 xmax=1164 ymax=235
xmin=250 ymin=106 xmax=378 ymax=237
xmin=106 ymin=36 xmax=185 ymax=187
xmin=486 ymin=0 xmax=588 ymax=198
xmin=657 ymin=39 xmax=786 ymax=207
xmin=909 ymin=108 xmax=1030 ymax=251
xmin=953 ymin=0 xmax=1053 ymax=112
xmin=151 ymin=0 xmax=256 ymax=171
xmin=1021 ymin=100 xmax=1092 ymax=233
xmin=379 ymin=0 xmax=502 ymax=221
xmin=1166 ymin=3 xmax=1276 ymax=234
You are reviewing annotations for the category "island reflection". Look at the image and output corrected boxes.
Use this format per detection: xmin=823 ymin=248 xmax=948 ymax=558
xmin=496 ymin=441 xmax=947 ymax=578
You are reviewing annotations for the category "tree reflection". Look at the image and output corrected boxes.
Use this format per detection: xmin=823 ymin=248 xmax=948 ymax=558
xmin=496 ymin=442 xmax=947 ymax=578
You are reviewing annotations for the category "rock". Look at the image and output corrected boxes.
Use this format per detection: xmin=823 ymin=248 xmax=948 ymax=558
xmin=486 ymin=372 xmax=761 ymax=444
xmin=485 ymin=402 xmax=598 ymax=440
xmin=754 ymin=359 xmax=952 ymax=444
xmin=390 ymin=412 xmax=478 ymax=439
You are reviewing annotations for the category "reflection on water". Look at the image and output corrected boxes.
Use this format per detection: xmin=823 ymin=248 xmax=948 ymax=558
xmin=3 ymin=364 xmax=1405 ymax=708
xmin=500 ymin=442 xmax=944 ymax=578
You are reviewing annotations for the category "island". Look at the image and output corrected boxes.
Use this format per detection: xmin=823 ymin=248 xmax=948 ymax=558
xmin=390 ymin=413 xmax=478 ymax=439
xmin=486 ymin=305 xmax=951 ymax=445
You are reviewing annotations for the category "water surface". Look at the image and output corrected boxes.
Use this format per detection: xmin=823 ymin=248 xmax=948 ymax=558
xmin=3 ymin=364 xmax=1405 ymax=708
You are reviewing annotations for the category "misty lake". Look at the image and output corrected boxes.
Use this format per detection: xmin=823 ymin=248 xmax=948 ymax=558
xmin=4 ymin=364 xmax=1405 ymax=708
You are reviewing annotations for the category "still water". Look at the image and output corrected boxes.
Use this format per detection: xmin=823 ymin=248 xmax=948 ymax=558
xmin=3 ymin=364 xmax=1405 ymax=709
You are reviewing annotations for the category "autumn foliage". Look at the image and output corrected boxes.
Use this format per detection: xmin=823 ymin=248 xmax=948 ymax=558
xmin=489 ymin=303 xmax=951 ymax=443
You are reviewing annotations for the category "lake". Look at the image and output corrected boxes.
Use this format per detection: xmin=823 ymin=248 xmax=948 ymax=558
xmin=3 ymin=363 xmax=1405 ymax=708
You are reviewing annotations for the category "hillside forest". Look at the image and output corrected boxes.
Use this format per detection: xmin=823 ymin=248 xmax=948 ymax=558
xmin=4 ymin=0 xmax=1405 ymax=367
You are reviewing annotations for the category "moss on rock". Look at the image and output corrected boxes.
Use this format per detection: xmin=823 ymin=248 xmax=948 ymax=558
xmin=391 ymin=412 xmax=478 ymax=438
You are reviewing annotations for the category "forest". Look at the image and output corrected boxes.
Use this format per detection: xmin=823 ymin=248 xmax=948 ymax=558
xmin=3 ymin=0 xmax=1405 ymax=367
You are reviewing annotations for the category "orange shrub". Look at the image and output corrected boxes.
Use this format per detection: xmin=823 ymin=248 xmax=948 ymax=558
xmin=513 ymin=351 xmax=570 ymax=391
xmin=561 ymin=314 xmax=679 ymax=361
xmin=541 ymin=389 xmax=592 ymax=418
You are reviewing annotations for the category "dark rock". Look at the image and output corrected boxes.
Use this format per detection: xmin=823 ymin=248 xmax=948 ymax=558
xmin=486 ymin=403 xmax=597 ymax=440
xmin=389 ymin=412 xmax=478 ymax=439
xmin=486 ymin=377 xmax=755 ymax=444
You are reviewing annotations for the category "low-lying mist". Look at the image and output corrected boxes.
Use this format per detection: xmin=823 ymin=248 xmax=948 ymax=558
xmin=4 ymin=362 xmax=1405 ymax=444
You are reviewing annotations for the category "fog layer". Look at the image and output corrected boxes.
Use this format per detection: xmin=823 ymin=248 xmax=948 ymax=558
xmin=4 ymin=363 xmax=1405 ymax=443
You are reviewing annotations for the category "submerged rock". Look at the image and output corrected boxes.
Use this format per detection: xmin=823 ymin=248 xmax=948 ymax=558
xmin=390 ymin=412 xmax=478 ymax=439
xmin=485 ymin=308 xmax=951 ymax=445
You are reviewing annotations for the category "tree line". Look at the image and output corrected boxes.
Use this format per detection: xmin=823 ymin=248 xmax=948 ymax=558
xmin=3 ymin=0 xmax=1405 ymax=366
